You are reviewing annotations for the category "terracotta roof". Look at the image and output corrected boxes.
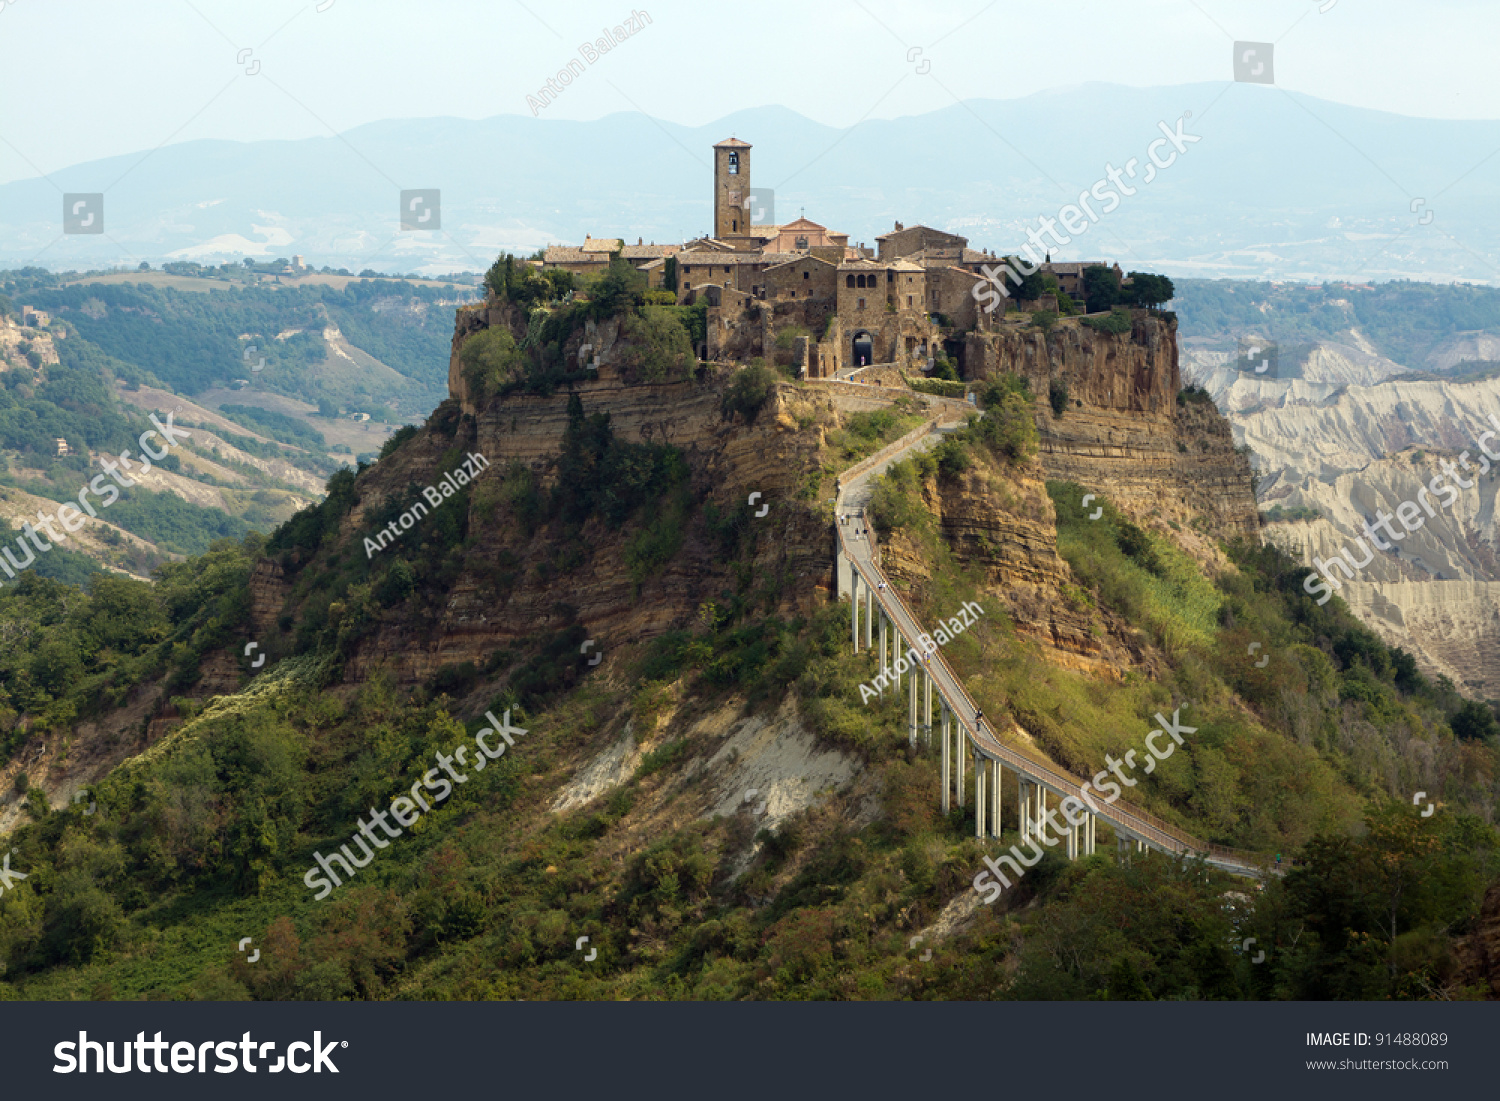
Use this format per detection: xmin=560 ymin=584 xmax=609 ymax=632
xmin=778 ymin=216 xmax=826 ymax=231
xmin=714 ymin=137 xmax=752 ymax=148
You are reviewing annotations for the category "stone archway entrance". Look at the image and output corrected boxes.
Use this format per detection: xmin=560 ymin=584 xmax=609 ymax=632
xmin=852 ymin=330 xmax=873 ymax=366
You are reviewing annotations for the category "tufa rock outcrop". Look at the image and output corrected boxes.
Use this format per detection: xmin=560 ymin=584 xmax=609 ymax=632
xmin=965 ymin=312 xmax=1258 ymax=542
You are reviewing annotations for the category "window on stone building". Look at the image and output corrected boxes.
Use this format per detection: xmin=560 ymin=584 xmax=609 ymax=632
xmin=857 ymin=298 xmax=866 ymax=310
xmin=907 ymin=296 xmax=913 ymax=307
xmin=846 ymin=275 xmax=855 ymax=288
xmin=802 ymin=270 xmax=809 ymax=279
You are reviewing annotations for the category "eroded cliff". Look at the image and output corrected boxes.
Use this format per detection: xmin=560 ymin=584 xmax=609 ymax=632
xmin=965 ymin=313 xmax=1259 ymax=544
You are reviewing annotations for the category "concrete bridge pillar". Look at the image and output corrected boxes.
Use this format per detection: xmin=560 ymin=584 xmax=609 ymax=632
xmin=989 ymin=758 xmax=1001 ymax=839
xmin=865 ymin=584 xmax=874 ymax=650
xmin=974 ymin=754 xmax=986 ymax=839
xmin=940 ymin=704 xmax=951 ymax=814
xmin=878 ymin=613 xmax=888 ymax=687
xmin=1033 ymin=785 xmax=1049 ymax=845
xmin=1018 ymin=778 xmax=1032 ymax=840
xmin=923 ymin=672 xmax=933 ymax=746
xmin=1087 ymin=814 xmax=1096 ymax=856
xmin=850 ymin=572 xmax=860 ymax=652
xmin=907 ymin=668 xmax=918 ymax=746
xmin=956 ymin=721 xmax=965 ymax=809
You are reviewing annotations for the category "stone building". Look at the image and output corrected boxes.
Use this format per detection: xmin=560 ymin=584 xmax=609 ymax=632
xmin=533 ymin=134 xmax=1127 ymax=380
xmin=875 ymin=221 xmax=969 ymax=261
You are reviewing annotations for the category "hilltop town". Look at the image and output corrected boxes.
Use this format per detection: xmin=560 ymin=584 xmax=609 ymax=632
xmin=534 ymin=137 xmax=1149 ymax=377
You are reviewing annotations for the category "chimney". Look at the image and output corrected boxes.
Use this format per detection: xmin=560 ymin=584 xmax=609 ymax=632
xmin=638 ymin=237 xmax=643 ymax=245
xmin=895 ymin=221 xmax=904 ymax=231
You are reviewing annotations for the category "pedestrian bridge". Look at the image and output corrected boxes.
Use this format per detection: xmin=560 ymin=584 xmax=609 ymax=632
xmin=831 ymin=412 xmax=1269 ymax=879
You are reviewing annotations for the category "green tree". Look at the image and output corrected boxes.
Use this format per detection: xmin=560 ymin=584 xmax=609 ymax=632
xmin=1082 ymin=265 xmax=1121 ymax=311
xmin=459 ymin=327 xmax=523 ymax=404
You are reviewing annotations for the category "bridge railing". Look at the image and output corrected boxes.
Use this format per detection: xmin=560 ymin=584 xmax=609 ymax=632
xmin=836 ymin=514 xmax=1268 ymax=875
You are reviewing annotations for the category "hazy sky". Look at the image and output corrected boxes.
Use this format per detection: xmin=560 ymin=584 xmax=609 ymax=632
xmin=1 ymin=0 xmax=1495 ymax=185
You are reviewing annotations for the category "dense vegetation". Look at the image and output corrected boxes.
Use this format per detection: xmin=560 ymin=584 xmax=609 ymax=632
xmin=1 ymin=269 xmax=1497 ymax=1004
xmin=463 ymin=256 xmax=699 ymax=405
xmin=2 ymin=410 xmax=1492 ymax=999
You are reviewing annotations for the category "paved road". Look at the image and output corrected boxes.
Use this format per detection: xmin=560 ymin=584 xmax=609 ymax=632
xmin=835 ymin=423 xmax=1267 ymax=878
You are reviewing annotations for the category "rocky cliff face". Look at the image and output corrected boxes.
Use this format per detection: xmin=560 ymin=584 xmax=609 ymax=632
xmin=322 ymin=361 xmax=835 ymax=685
xmin=964 ymin=313 xmax=1259 ymax=543
xmin=250 ymin=301 xmax=1260 ymax=687
xmin=880 ymin=459 xmax=1153 ymax=676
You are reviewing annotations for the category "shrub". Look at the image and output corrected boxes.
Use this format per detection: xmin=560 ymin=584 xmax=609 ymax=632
xmin=459 ymin=327 xmax=524 ymax=404
xmin=1082 ymin=307 xmax=1132 ymax=335
xmin=965 ymin=383 xmax=1037 ymax=465
xmin=722 ymin=364 xmax=777 ymax=423
xmin=935 ymin=436 xmax=972 ymax=478
xmin=1049 ymin=377 xmax=1069 ymax=418
xmin=618 ymin=305 xmax=695 ymax=383
xmin=868 ymin=457 xmax=930 ymax=534
xmin=906 ymin=376 xmax=965 ymax=398
xmin=380 ymin=424 xmax=419 ymax=460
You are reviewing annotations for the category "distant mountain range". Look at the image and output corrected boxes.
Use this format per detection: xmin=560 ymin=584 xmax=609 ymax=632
xmin=5 ymin=83 xmax=1500 ymax=282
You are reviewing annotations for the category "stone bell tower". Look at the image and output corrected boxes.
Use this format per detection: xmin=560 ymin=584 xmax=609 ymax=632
xmin=713 ymin=137 xmax=751 ymax=240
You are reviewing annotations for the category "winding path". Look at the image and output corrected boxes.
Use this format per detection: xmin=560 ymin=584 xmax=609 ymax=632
xmin=830 ymin=401 xmax=1269 ymax=878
